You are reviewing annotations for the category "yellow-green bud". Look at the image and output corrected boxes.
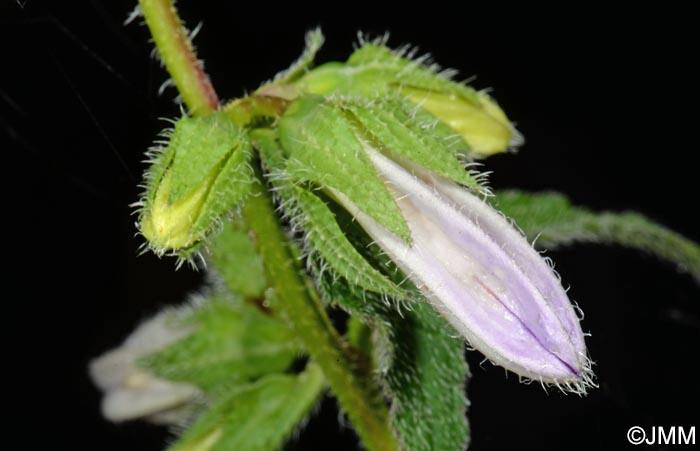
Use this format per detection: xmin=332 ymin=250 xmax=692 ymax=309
xmin=141 ymin=167 xmax=215 ymax=251
xmin=401 ymin=87 xmax=519 ymax=156
xmin=295 ymin=43 xmax=523 ymax=157
xmin=137 ymin=112 xmax=254 ymax=258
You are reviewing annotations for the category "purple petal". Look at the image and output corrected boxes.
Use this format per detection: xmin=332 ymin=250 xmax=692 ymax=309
xmin=332 ymin=145 xmax=592 ymax=389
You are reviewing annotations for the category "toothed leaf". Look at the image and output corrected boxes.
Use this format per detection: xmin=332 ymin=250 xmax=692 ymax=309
xmin=279 ymin=95 xmax=410 ymax=241
xmin=169 ymin=365 xmax=325 ymax=451
xmin=339 ymin=96 xmax=483 ymax=191
xmin=494 ymin=190 xmax=700 ymax=281
xmin=293 ymin=186 xmax=406 ymax=298
xmin=139 ymin=295 xmax=299 ymax=392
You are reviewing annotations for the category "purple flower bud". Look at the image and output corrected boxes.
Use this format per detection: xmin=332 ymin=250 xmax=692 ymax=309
xmin=331 ymin=145 xmax=593 ymax=392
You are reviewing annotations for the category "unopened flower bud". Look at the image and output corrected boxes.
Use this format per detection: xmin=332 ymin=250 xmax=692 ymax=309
xmin=295 ymin=43 xmax=522 ymax=156
xmin=138 ymin=112 xmax=254 ymax=257
xmin=399 ymin=87 xmax=519 ymax=156
xmin=277 ymin=95 xmax=592 ymax=390
xmin=335 ymin=149 xmax=591 ymax=387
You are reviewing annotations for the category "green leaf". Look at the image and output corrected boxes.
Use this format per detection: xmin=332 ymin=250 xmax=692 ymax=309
xmin=279 ymin=95 xmax=410 ymax=241
xmin=382 ymin=302 xmax=470 ymax=451
xmin=139 ymin=294 xmax=300 ymax=392
xmin=209 ymin=217 xmax=267 ymax=299
xmin=494 ymin=190 xmax=700 ymax=281
xmin=339 ymin=96 xmax=484 ymax=192
xmin=292 ymin=185 xmax=407 ymax=298
xmin=169 ymin=364 xmax=325 ymax=451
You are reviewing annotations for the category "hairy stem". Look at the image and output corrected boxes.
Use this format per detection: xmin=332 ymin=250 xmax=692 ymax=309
xmin=138 ymin=0 xmax=219 ymax=115
xmin=137 ymin=2 xmax=398 ymax=449
xmin=243 ymin=171 xmax=398 ymax=451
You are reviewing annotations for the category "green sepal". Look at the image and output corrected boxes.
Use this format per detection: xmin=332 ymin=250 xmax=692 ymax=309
xmin=169 ymin=364 xmax=325 ymax=451
xmin=347 ymin=44 xmax=481 ymax=102
xmin=278 ymin=95 xmax=411 ymax=241
xmin=252 ymin=128 xmax=407 ymax=299
xmin=271 ymin=28 xmax=325 ymax=85
xmin=299 ymin=44 xmax=478 ymax=101
xmin=298 ymin=43 xmax=518 ymax=156
xmin=292 ymin=185 xmax=407 ymax=298
xmin=139 ymin=293 xmax=300 ymax=393
xmin=139 ymin=112 xmax=255 ymax=257
xmin=338 ymin=96 xmax=484 ymax=192
xmin=167 ymin=113 xmax=243 ymax=203
xmin=494 ymin=190 xmax=700 ymax=282
xmin=209 ymin=217 xmax=267 ymax=299
xmin=250 ymin=128 xmax=286 ymax=171
xmin=191 ymin=132 xmax=254 ymax=232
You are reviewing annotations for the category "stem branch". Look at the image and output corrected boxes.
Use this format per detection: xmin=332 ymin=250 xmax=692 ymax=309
xmin=139 ymin=0 xmax=219 ymax=114
xmin=243 ymin=172 xmax=398 ymax=451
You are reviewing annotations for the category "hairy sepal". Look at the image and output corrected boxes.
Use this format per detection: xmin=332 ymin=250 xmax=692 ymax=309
xmin=138 ymin=112 xmax=255 ymax=261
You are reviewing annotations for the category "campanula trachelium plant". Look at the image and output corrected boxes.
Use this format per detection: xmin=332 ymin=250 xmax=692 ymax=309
xmin=90 ymin=2 xmax=700 ymax=450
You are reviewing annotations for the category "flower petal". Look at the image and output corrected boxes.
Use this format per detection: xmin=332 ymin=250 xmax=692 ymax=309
xmin=331 ymin=145 xmax=590 ymax=387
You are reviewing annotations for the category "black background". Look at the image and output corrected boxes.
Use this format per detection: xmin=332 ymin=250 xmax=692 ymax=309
xmin=3 ymin=1 xmax=698 ymax=450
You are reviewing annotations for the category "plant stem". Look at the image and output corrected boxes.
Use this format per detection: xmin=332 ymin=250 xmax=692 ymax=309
xmin=243 ymin=170 xmax=398 ymax=451
xmin=138 ymin=0 xmax=219 ymax=115
xmin=137 ymin=2 xmax=398 ymax=449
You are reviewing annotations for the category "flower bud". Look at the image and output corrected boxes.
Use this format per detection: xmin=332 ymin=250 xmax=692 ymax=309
xmin=138 ymin=112 xmax=254 ymax=257
xmin=334 ymin=148 xmax=591 ymax=388
xmin=296 ymin=43 xmax=522 ymax=156
xmin=277 ymin=96 xmax=592 ymax=390
xmin=399 ymin=87 xmax=519 ymax=156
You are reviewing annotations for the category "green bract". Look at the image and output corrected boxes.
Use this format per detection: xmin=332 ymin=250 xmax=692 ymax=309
xmin=139 ymin=112 xmax=255 ymax=258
